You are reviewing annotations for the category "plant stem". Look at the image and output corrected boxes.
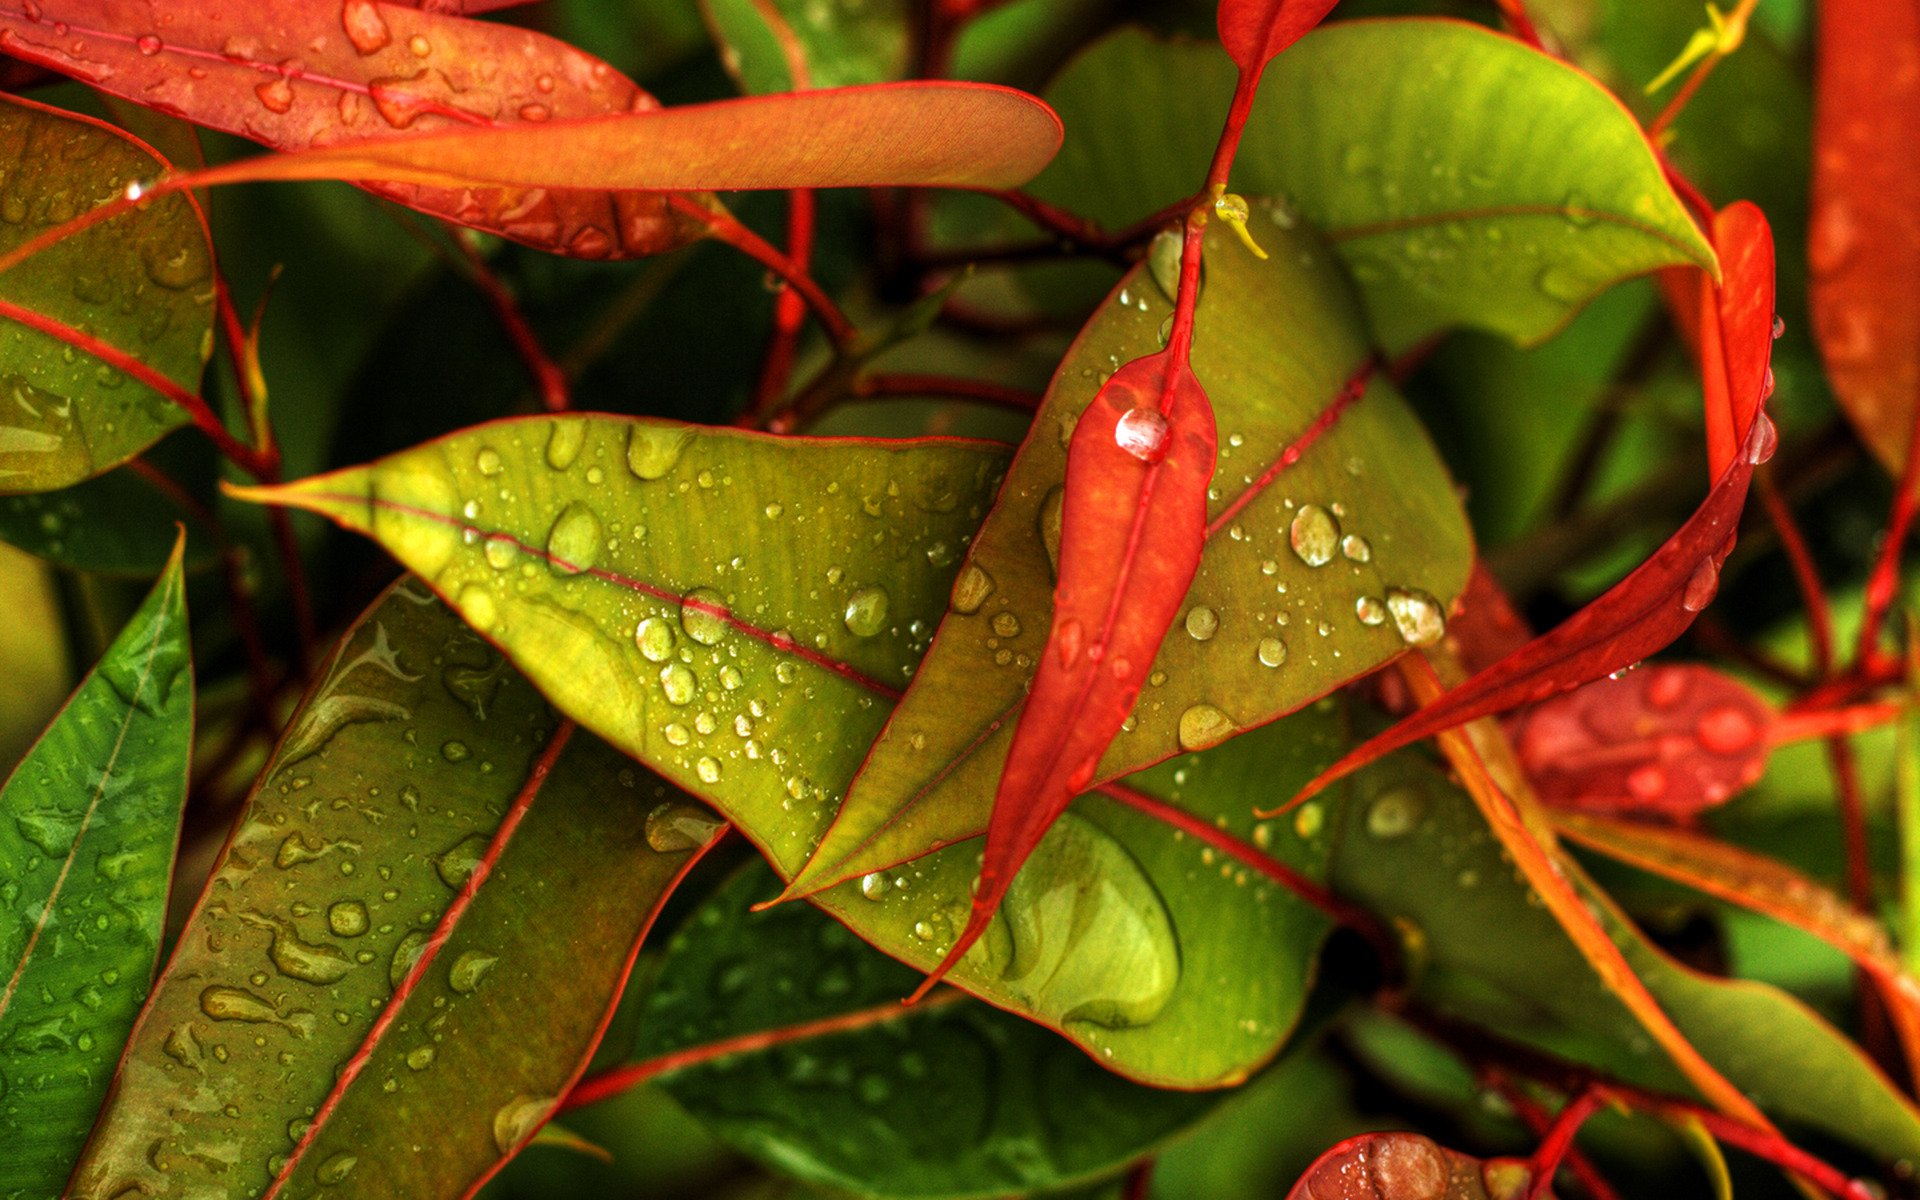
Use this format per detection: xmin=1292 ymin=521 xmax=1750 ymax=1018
xmin=1523 ymin=1088 xmax=1604 ymax=1200
xmin=679 ymin=196 xmax=858 ymax=352
xmin=1854 ymin=412 xmax=1920 ymax=667
xmin=450 ymin=227 xmax=570 ymax=413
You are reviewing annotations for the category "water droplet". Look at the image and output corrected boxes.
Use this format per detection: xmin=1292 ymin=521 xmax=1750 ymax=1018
xmin=1038 ymin=486 xmax=1064 ymax=578
xmin=340 ymin=0 xmax=390 ymax=53
xmin=135 ymin=33 xmax=161 ymax=54
xmin=626 ymin=424 xmax=692 ymax=480
xmin=1366 ymin=786 xmax=1426 ymax=839
xmin=493 ymin=1095 xmax=551 ymax=1153
xmin=1293 ymin=802 xmax=1323 ymax=839
xmin=544 ymin=502 xmax=602 ymax=574
xmin=1147 ymin=230 xmax=1186 ymax=303
xmin=455 ymin=585 xmax=497 ymax=633
xmin=1627 ymin=764 xmax=1667 ymax=799
xmin=1289 ymin=505 xmax=1339 ymax=567
xmin=1535 ymin=265 xmax=1586 ymax=301
xmin=1256 ymin=637 xmax=1287 ymax=668
xmin=992 ymin=611 xmax=1022 ymax=639
xmin=254 ymin=77 xmax=294 ymax=114
xmin=696 ymin=756 xmax=722 ymax=784
xmin=1772 ymin=314 xmax=1786 ymax=340
xmin=1177 ymin=704 xmax=1236 ymax=751
xmin=1355 ymin=595 xmax=1387 ymax=626
xmin=199 ymin=985 xmax=283 ymax=1024
xmin=316 ymin=1153 xmax=358 ymax=1186
xmin=1745 ymin=412 xmax=1777 ymax=464
xmin=860 ymin=871 xmax=891 ymax=901
xmin=951 ymin=564 xmax=994 ymax=614
xmin=441 ymin=739 xmax=471 ymax=762
xmin=1681 ymin=559 xmax=1719 ymax=613
xmin=843 ymin=586 xmax=890 ymax=637
xmin=645 ymin=802 xmax=721 ymax=852
xmin=634 ymin=615 xmax=676 ymax=662
xmin=448 ymin=950 xmax=497 ymax=993
xmin=1114 ymin=407 xmax=1170 ymax=463
xmin=328 ymin=901 xmax=369 ymax=938
xmin=1184 ymin=606 xmax=1218 ymax=641
xmin=475 ymin=446 xmax=504 ymax=476
xmin=390 ymin=930 xmax=429 ymax=988
xmin=679 ymin=588 xmax=729 ymax=645
xmin=1385 ymin=587 xmax=1446 ymax=646
xmin=482 ymin=534 xmax=518 ymax=571
xmin=243 ymin=913 xmax=355 ymax=985
xmin=1340 ymin=534 xmax=1371 ymax=563
xmin=659 ymin=663 xmax=696 ymax=705
xmin=545 ymin=418 xmax=586 ymax=470
xmin=406 ymin=1045 xmax=436 ymax=1070
xmin=436 ymin=833 xmax=489 ymax=888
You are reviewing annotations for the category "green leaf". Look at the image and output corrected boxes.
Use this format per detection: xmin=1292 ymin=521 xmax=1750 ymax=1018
xmin=67 ymin=583 xmax=716 ymax=1198
xmin=704 ymin=0 xmax=909 ymax=93
xmin=0 ymin=538 xmax=191 ymax=1196
xmin=1023 ymin=22 xmax=1714 ymax=352
xmin=1328 ymin=749 xmax=1920 ymax=1162
xmin=790 ymin=215 xmax=1469 ymax=900
xmin=631 ymin=862 xmax=1217 ymax=1198
xmin=0 ymin=463 xmax=218 ymax=574
xmin=0 ymin=95 xmax=214 ymax=493
xmin=236 ymin=421 xmax=1350 ymax=1086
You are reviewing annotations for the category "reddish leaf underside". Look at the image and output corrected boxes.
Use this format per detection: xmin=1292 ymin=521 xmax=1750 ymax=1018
xmin=1278 ymin=202 xmax=1776 ymax=810
xmin=1215 ymin=0 xmax=1343 ymax=73
xmin=1810 ymin=0 xmax=1920 ymax=473
xmin=909 ymin=349 xmax=1216 ymax=997
xmin=1284 ymin=1131 xmax=1541 ymax=1200
xmin=1511 ymin=663 xmax=1772 ymax=818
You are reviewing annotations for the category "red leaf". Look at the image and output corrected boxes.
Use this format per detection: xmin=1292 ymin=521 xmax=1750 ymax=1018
xmin=1276 ymin=203 xmax=1775 ymax=811
xmin=1810 ymin=0 xmax=1920 ymax=473
xmin=907 ymin=348 xmax=1216 ymax=998
xmin=1285 ymin=1132 xmax=1544 ymax=1200
xmin=1216 ymin=0 xmax=1342 ymax=72
xmin=1511 ymin=663 xmax=1772 ymax=818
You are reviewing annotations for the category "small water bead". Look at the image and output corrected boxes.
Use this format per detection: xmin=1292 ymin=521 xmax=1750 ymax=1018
xmin=406 ymin=1046 xmax=436 ymax=1071
xmin=1385 ymin=587 xmax=1446 ymax=646
xmin=1256 ymin=637 xmax=1288 ymax=668
xmin=1772 ymin=314 xmax=1786 ymax=340
xmin=991 ymin=611 xmax=1022 ymax=638
xmin=441 ymin=740 xmax=471 ymax=762
xmin=645 ymin=802 xmax=722 ymax=852
xmin=843 ymin=586 xmax=890 ymax=638
xmin=951 ymin=564 xmax=995 ymax=614
xmin=679 ymin=587 xmax=730 ymax=645
xmin=860 ymin=871 xmax=891 ymax=901
xmin=1355 ymin=595 xmax=1387 ymax=626
xmin=659 ymin=664 xmax=696 ymax=705
xmin=1681 ymin=558 xmax=1720 ymax=613
xmin=1114 ymin=407 xmax=1170 ymax=463
xmin=1184 ymin=606 xmax=1218 ymax=641
xmin=1293 ymin=802 xmax=1323 ymax=839
xmin=1177 ymin=703 xmax=1236 ymax=751
xmin=1340 ymin=534 xmax=1372 ymax=563
xmin=634 ymin=616 xmax=676 ymax=662
xmin=1289 ymin=505 xmax=1339 ymax=567
xmin=663 ymin=723 xmax=691 ymax=747
xmin=482 ymin=534 xmax=517 ymax=571
xmin=696 ymin=757 xmax=722 ymax=783
xmin=475 ymin=447 xmax=503 ymax=476
xmin=1366 ymin=786 xmax=1426 ymax=839
xmin=328 ymin=901 xmax=369 ymax=938
xmin=544 ymin=502 xmax=602 ymax=574
xmin=316 ymin=1153 xmax=359 ymax=1186
xmin=1745 ymin=411 xmax=1778 ymax=464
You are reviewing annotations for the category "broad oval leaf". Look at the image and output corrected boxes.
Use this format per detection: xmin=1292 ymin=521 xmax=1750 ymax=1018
xmin=65 ymin=584 xmax=716 ymax=1199
xmin=614 ymin=861 xmax=1219 ymax=1198
xmin=1020 ymin=23 xmax=1714 ymax=352
xmin=0 ymin=540 xmax=190 ymax=1196
xmin=0 ymin=94 xmax=213 ymax=493
xmin=1810 ymin=0 xmax=1920 ymax=474
xmin=788 ymin=214 xmax=1469 ymax=899
xmin=1285 ymin=1131 xmax=1541 ymax=1200
xmin=233 ymin=424 xmax=1351 ymax=1085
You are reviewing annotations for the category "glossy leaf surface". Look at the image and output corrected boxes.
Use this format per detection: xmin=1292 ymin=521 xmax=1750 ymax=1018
xmin=1329 ymin=751 xmax=1920 ymax=1161
xmin=1022 ymin=23 xmax=1713 ymax=352
xmin=66 ymin=585 xmax=715 ymax=1199
xmin=1284 ymin=1132 xmax=1540 ymax=1200
xmin=703 ymin=0 xmax=908 ymax=93
xmin=1810 ymin=0 xmax=1920 ymax=473
xmin=0 ymin=463 xmax=216 ymax=574
xmin=0 ymin=0 xmax=706 ymax=260
xmin=626 ymin=862 xmax=1217 ymax=1197
xmin=0 ymin=95 xmax=212 ymax=493
xmin=0 ymin=542 xmax=190 ymax=1196
xmin=237 ymin=421 xmax=1351 ymax=1085
xmin=791 ymin=214 xmax=1468 ymax=898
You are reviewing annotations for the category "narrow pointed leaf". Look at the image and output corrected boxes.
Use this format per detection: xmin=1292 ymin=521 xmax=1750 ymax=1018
xmin=1288 ymin=205 xmax=1775 ymax=807
xmin=1809 ymin=0 xmax=1920 ymax=473
xmin=65 ymin=585 xmax=715 ymax=1199
xmin=0 ymin=94 xmax=213 ymax=493
xmin=0 ymin=539 xmax=189 ymax=1195
xmin=1019 ymin=23 xmax=1714 ymax=352
xmin=925 ymin=350 xmax=1215 ymax=988
xmin=1285 ymin=1132 xmax=1543 ymax=1200
xmin=0 ymin=0 xmax=711 ymax=259
xmin=181 ymin=82 xmax=1063 ymax=196
xmin=232 ymin=432 xmax=1351 ymax=1086
xmin=1216 ymin=0 xmax=1341 ymax=72
xmin=788 ymin=214 xmax=1468 ymax=900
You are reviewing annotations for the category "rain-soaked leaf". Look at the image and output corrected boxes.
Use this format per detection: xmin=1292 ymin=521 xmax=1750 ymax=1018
xmin=233 ymin=431 xmax=1350 ymax=1085
xmin=1329 ymin=748 xmax=1920 ymax=1163
xmin=616 ymin=861 xmax=1218 ymax=1198
xmin=703 ymin=0 xmax=910 ymax=93
xmin=1284 ymin=1131 xmax=1542 ymax=1200
xmin=1809 ymin=0 xmax=1920 ymax=473
xmin=0 ymin=94 xmax=213 ymax=493
xmin=65 ymin=584 xmax=717 ymax=1199
xmin=1511 ymin=663 xmax=1772 ymax=818
xmin=0 ymin=538 xmax=190 ymax=1195
xmin=0 ymin=461 xmax=217 ymax=574
xmin=787 ymin=213 xmax=1468 ymax=901
xmin=1020 ymin=23 xmax=1714 ymax=352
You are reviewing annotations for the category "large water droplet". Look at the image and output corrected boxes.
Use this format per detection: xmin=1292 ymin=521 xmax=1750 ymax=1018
xmin=493 ymin=1095 xmax=551 ymax=1153
xmin=1256 ymin=637 xmax=1287 ymax=668
xmin=1184 ymin=606 xmax=1218 ymax=641
xmin=860 ymin=871 xmax=891 ymax=901
xmin=1177 ymin=703 xmax=1236 ymax=751
xmin=448 ymin=950 xmax=498 ymax=994
xmin=843 ymin=586 xmax=890 ymax=638
xmin=340 ymin=0 xmax=390 ymax=53
xmin=390 ymin=930 xmax=429 ymax=988
xmin=1385 ymin=587 xmax=1446 ymax=646
xmin=1744 ymin=412 xmax=1777 ymax=465
xmin=254 ymin=77 xmax=295 ymax=114
xmin=1340 ymin=534 xmax=1372 ymax=563
xmin=1697 ymin=705 xmax=1760 ymax=754
xmin=659 ymin=663 xmax=696 ymax=705
xmin=951 ymin=564 xmax=994 ymax=614
xmin=545 ymin=502 xmax=602 ymax=575
xmin=1289 ymin=505 xmax=1339 ymax=567
xmin=645 ymin=801 xmax=722 ymax=852
xmin=436 ymin=833 xmax=490 ymax=889
xmin=316 ymin=1153 xmax=358 ymax=1186
xmin=626 ymin=424 xmax=692 ymax=480
xmin=545 ymin=418 xmax=586 ymax=470
xmin=1114 ymin=408 xmax=1170 ymax=463
xmin=1355 ymin=595 xmax=1387 ymax=626
xmin=634 ymin=615 xmax=677 ymax=662
xmin=679 ymin=588 xmax=729 ymax=645
xmin=1681 ymin=558 xmax=1719 ymax=612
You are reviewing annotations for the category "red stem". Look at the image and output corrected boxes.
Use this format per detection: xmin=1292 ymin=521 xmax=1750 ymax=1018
xmin=745 ymin=189 xmax=817 ymax=426
xmin=1495 ymin=0 xmax=1547 ymax=48
xmin=853 ymin=372 xmax=1041 ymax=412
xmin=676 ymin=196 xmax=858 ymax=352
xmin=1826 ymin=736 xmax=1878 ymax=914
xmin=1123 ymin=1159 xmax=1156 ymax=1200
xmin=1524 ymin=1088 xmax=1605 ymax=1200
xmin=1612 ymin=1087 xmax=1877 ymax=1200
xmin=1492 ymin=1077 xmax=1622 ymax=1200
xmin=450 ymin=227 xmax=570 ymax=413
xmin=1769 ymin=702 xmax=1906 ymax=746
xmin=1855 ymin=411 xmax=1920 ymax=667
xmin=1756 ymin=470 xmax=1836 ymax=678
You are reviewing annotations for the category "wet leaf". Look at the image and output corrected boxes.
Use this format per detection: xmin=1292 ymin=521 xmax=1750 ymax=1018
xmin=1809 ymin=0 xmax=1920 ymax=473
xmin=616 ymin=861 xmax=1218 ymax=1197
xmin=704 ymin=0 xmax=910 ymax=93
xmin=0 ymin=538 xmax=190 ymax=1195
xmin=1329 ymin=749 xmax=1920 ymax=1162
xmin=0 ymin=94 xmax=213 ymax=493
xmin=1289 ymin=204 xmax=1775 ymax=807
xmin=65 ymin=584 xmax=717 ymax=1199
xmin=1021 ymin=23 xmax=1713 ymax=352
xmin=1511 ymin=663 xmax=1772 ymax=818
xmin=1284 ymin=1131 xmax=1542 ymax=1200
xmin=0 ymin=461 xmax=217 ymax=574
xmin=1216 ymin=0 xmax=1342 ymax=72
xmin=788 ymin=214 xmax=1468 ymax=900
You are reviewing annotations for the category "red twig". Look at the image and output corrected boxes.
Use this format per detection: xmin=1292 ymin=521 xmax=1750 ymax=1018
xmin=1756 ymin=469 xmax=1836 ymax=678
xmin=450 ymin=227 xmax=570 ymax=413
xmin=744 ymin=189 xmax=816 ymax=425
xmin=1123 ymin=1158 xmax=1156 ymax=1200
xmin=675 ymin=196 xmax=858 ymax=352
xmin=1491 ymin=1076 xmax=1622 ymax=1200
xmin=1855 ymin=411 xmax=1920 ymax=668
xmin=1495 ymin=0 xmax=1547 ymax=49
xmin=1524 ymin=1088 xmax=1605 ymax=1200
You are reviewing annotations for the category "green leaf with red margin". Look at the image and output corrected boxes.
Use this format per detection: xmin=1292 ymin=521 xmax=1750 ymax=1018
xmin=0 ymin=94 xmax=213 ymax=493
xmin=703 ymin=0 xmax=909 ymax=94
xmin=1216 ymin=0 xmax=1341 ymax=72
xmin=228 ymin=423 xmax=1353 ymax=1086
xmin=0 ymin=0 xmax=711 ymax=260
xmin=1810 ymin=0 xmax=1920 ymax=474
xmin=1286 ymin=203 xmax=1775 ymax=809
xmin=0 ymin=539 xmax=189 ymax=1197
xmin=784 ymin=212 xmax=1469 ymax=902
xmin=65 ymin=583 xmax=717 ymax=1199
xmin=1285 ymin=1132 xmax=1541 ymax=1200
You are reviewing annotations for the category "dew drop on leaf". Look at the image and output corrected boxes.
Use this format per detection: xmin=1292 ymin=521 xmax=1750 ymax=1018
xmin=950 ymin=564 xmax=995 ymax=614
xmin=1745 ymin=412 xmax=1778 ymax=464
xmin=1177 ymin=703 xmax=1236 ymax=751
xmin=1680 ymin=558 xmax=1720 ymax=613
xmin=1340 ymin=534 xmax=1372 ymax=563
xmin=860 ymin=871 xmax=891 ymax=901
xmin=545 ymin=417 xmax=586 ymax=470
xmin=843 ymin=586 xmax=890 ymax=638
xmin=1355 ymin=595 xmax=1387 ymax=626
xmin=327 ymin=901 xmax=368 ymax=938
xmin=448 ymin=950 xmax=497 ymax=994
xmin=544 ymin=502 xmax=602 ymax=575
xmin=1365 ymin=786 xmax=1426 ymax=839
xmin=626 ymin=424 xmax=692 ymax=480
xmin=679 ymin=588 xmax=730 ymax=646
xmin=634 ymin=615 xmax=676 ymax=662
xmin=1256 ymin=637 xmax=1288 ymax=668
xmin=645 ymin=802 xmax=721 ymax=852
xmin=1184 ymin=606 xmax=1218 ymax=641
xmin=1289 ymin=505 xmax=1339 ymax=567
xmin=1385 ymin=587 xmax=1446 ymax=645
xmin=1114 ymin=407 xmax=1170 ymax=463
xmin=659 ymin=663 xmax=696 ymax=705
